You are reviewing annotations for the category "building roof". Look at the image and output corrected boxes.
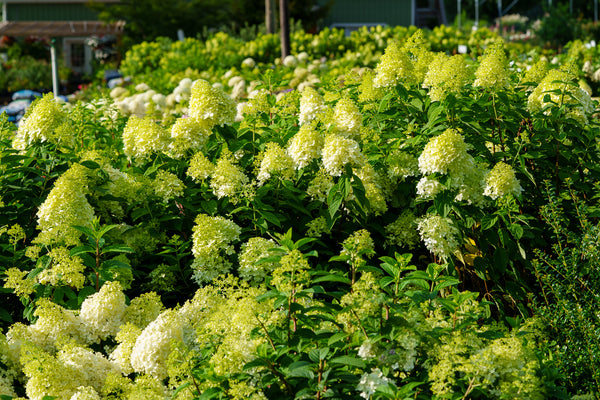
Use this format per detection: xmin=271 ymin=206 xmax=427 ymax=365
xmin=0 ymin=20 xmax=125 ymax=36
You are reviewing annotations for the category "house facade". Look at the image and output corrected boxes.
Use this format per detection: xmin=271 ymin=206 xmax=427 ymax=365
xmin=0 ymin=0 xmax=123 ymax=76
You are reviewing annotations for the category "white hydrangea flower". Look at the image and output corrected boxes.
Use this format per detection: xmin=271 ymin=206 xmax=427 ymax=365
xmin=287 ymin=123 xmax=324 ymax=169
xmin=79 ymin=281 xmax=127 ymax=342
xmin=357 ymin=368 xmax=391 ymax=399
xmin=298 ymin=86 xmax=329 ymax=125
xmin=483 ymin=161 xmax=523 ymax=200
xmin=130 ymin=309 xmax=187 ymax=379
xmin=257 ymin=142 xmax=295 ymax=185
xmin=322 ymin=134 xmax=366 ymax=176
xmin=416 ymin=176 xmax=444 ymax=199
xmin=417 ymin=214 xmax=460 ymax=261
xmin=418 ymin=128 xmax=471 ymax=176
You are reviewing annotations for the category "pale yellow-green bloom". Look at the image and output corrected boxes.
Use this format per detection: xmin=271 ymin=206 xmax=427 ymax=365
xmin=152 ymin=170 xmax=185 ymax=203
xmin=256 ymin=142 xmax=295 ymax=186
xmin=403 ymin=29 xmax=434 ymax=84
xmin=28 ymin=298 xmax=86 ymax=349
xmin=37 ymin=247 xmax=86 ymax=289
xmin=70 ymin=385 xmax=101 ymax=400
xmin=385 ymin=210 xmax=420 ymax=249
xmin=122 ymin=115 xmax=169 ymax=163
xmin=238 ymin=237 xmax=278 ymax=284
xmin=187 ymin=151 xmax=215 ymax=182
xmin=128 ymin=374 xmax=168 ymax=400
xmin=373 ymin=40 xmax=416 ymax=88
xmin=11 ymin=93 xmax=68 ymax=150
xmin=35 ymin=163 xmax=94 ymax=246
xmin=305 ymin=216 xmax=330 ymax=238
xmin=4 ymin=267 xmax=35 ymax=297
xmin=189 ymin=79 xmax=237 ymax=129
xmin=271 ymin=249 xmax=311 ymax=293
xmin=331 ymin=97 xmax=362 ymax=139
xmin=21 ymin=342 xmax=86 ymax=400
xmin=210 ymin=150 xmax=249 ymax=199
xmin=522 ymin=59 xmax=548 ymax=85
xmin=416 ymin=176 xmax=444 ymax=200
xmin=57 ymin=344 xmax=119 ymax=394
xmin=418 ymin=128 xmax=471 ymax=176
xmin=109 ymin=323 xmax=143 ymax=375
xmin=483 ymin=161 xmax=523 ymax=200
xmin=306 ymin=169 xmax=334 ymax=202
xmin=191 ymin=214 xmax=241 ymax=284
xmin=298 ymin=86 xmax=329 ymax=125
xmin=287 ymin=123 xmax=324 ymax=169
xmin=322 ymin=133 xmax=366 ymax=176
xmin=124 ymin=291 xmax=165 ymax=329
xmin=473 ymin=39 xmax=510 ymax=91
xmin=423 ymin=53 xmax=469 ymax=101
xmin=417 ymin=214 xmax=460 ymax=261
xmin=130 ymin=309 xmax=187 ymax=380
xmin=337 ymin=272 xmax=383 ymax=333
xmin=168 ymin=116 xmax=211 ymax=158
xmin=387 ymin=149 xmax=419 ymax=181
xmin=355 ymin=164 xmax=388 ymax=215
xmin=341 ymin=229 xmax=374 ymax=269
xmin=79 ymin=280 xmax=127 ymax=342
xmin=527 ymin=68 xmax=594 ymax=125
xmin=358 ymin=69 xmax=385 ymax=104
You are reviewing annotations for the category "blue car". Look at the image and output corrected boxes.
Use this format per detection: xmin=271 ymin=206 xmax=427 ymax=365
xmin=0 ymin=90 xmax=67 ymax=124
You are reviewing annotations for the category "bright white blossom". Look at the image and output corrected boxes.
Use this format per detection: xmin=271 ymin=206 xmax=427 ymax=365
xmin=322 ymin=134 xmax=366 ymax=176
xmin=298 ymin=87 xmax=329 ymax=125
xmin=79 ymin=281 xmax=127 ymax=342
xmin=130 ymin=309 xmax=187 ymax=379
xmin=357 ymin=368 xmax=391 ymax=399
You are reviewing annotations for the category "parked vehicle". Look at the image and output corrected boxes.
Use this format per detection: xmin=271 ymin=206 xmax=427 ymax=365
xmin=0 ymin=90 xmax=67 ymax=124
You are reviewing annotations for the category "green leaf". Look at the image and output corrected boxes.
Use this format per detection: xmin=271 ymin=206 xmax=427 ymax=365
xmin=312 ymin=274 xmax=351 ymax=285
xmin=492 ymin=247 xmax=509 ymax=275
xmin=71 ymin=225 xmax=95 ymax=239
xmin=481 ymin=214 xmax=498 ymax=230
xmin=80 ymin=160 xmax=101 ymax=169
xmin=258 ymin=209 xmax=282 ymax=227
xmin=509 ymin=223 xmax=524 ymax=240
xmin=197 ymin=387 xmax=223 ymax=399
xmin=102 ymin=244 xmax=135 ymax=254
xmin=433 ymin=277 xmax=460 ymax=291
xmin=70 ymin=245 xmax=95 ymax=257
xmin=330 ymin=356 xmax=365 ymax=369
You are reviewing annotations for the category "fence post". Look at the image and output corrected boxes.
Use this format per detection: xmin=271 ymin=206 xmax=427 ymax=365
xmin=279 ymin=0 xmax=290 ymax=59
xmin=50 ymin=38 xmax=59 ymax=98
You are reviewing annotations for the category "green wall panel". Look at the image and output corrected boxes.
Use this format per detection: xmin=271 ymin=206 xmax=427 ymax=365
xmin=7 ymin=3 xmax=100 ymax=21
xmin=323 ymin=0 xmax=413 ymax=27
